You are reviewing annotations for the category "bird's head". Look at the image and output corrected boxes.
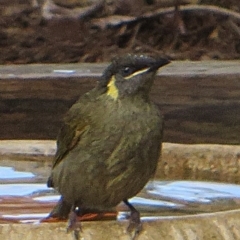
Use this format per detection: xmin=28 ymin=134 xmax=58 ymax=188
xmin=98 ymin=54 xmax=170 ymax=100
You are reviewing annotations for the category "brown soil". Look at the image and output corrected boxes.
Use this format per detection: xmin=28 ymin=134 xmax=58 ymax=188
xmin=0 ymin=0 xmax=240 ymax=64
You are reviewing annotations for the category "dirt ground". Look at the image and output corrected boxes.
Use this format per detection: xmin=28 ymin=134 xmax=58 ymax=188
xmin=0 ymin=0 xmax=240 ymax=64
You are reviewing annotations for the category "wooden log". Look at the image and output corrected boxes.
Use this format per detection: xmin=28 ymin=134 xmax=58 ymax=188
xmin=0 ymin=61 xmax=239 ymax=144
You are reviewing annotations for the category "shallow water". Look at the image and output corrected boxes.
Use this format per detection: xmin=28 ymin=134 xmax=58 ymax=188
xmin=1 ymin=164 xmax=240 ymax=224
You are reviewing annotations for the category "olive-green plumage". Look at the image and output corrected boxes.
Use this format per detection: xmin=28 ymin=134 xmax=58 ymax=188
xmin=47 ymin=54 xmax=170 ymax=238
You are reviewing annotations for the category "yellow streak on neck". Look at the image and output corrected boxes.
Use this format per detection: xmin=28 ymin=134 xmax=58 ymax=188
xmin=107 ymin=76 xmax=119 ymax=100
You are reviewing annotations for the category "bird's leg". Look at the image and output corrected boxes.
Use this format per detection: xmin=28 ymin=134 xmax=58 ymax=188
xmin=47 ymin=196 xmax=72 ymax=220
xmin=67 ymin=205 xmax=82 ymax=240
xmin=123 ymin=199 xmax=143 ymax=240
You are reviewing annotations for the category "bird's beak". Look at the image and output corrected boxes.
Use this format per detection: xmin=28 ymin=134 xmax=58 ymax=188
xmin=149 ymin=57 xmax=170 ymax=72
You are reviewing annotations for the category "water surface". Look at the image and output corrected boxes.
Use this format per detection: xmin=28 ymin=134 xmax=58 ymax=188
xmin=1 ymin=164 xmax=240 ymax=223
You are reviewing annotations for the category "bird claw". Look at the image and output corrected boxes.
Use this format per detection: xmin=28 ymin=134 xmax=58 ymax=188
xmin=67 ymin=210 xmax=82 ymax=240
xmin=127 ymin=224 xmax=142 ymax=240
xmin=126 ymin=211 xmax=143 ymax=240
xmin=67 ymin=222 xmax=82 ymax=240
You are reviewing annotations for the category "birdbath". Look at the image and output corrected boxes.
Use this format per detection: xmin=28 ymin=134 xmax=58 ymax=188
xmin=1 ymin=140 xmax=240 ymax=240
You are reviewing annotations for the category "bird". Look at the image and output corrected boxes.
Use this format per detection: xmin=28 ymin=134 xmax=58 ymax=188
xmin=47 ymin=54 xmax=170 ymax=239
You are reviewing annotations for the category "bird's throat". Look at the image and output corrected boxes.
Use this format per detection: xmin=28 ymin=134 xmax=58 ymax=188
xmin=107 ymin=76 xmax=119 ymax=100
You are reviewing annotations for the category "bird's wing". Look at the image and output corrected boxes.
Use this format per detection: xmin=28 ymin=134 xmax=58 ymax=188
xmin=52 ymin=103 xmax=89 ymax=169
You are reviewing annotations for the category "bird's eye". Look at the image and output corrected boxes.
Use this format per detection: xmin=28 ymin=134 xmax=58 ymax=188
xmin=124 ymin=67 xmax=130 ymax=74
xmin=121 ymin=66 xmax=133 ymax=77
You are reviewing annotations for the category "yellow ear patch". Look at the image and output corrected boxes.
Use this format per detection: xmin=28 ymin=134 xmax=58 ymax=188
xmin=107 ymin=76 xmax=119 ymax=100
xmin=124 ymin=67 xmax=150 ymax=80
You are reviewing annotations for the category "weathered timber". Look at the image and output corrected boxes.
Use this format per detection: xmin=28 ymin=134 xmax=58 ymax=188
xmin=0 ymin=61 xmax=239 ymax=144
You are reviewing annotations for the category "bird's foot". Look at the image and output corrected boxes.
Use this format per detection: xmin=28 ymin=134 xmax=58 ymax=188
xmin=124 ymin=200 xmax=143 ymax=240
xmin=67 ymin=208 xmax=82 ymax=240
xmin=127 ymin=210 xmax=142 ymax=240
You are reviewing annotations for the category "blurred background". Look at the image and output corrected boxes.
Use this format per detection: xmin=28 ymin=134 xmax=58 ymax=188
xmin=1 ymin=0 xmax=240 ymax=64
